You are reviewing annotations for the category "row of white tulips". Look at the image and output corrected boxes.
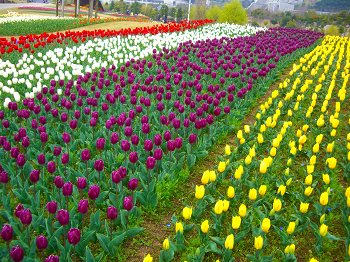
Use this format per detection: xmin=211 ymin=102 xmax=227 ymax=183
xmin=0 ymin=23 xmax=265 ymax=106
xmin=0 ymin=15 xmax=75 ymax=24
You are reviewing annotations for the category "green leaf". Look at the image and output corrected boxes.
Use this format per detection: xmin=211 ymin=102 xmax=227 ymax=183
xmin=85 ymin=246 xmax=95 ymax=262
xmin=96 ymin=233 xmax=111 ymax=255
xmin=109 ymin=232 xmax=126 ymax=247
xmin=125 ymin=227 xmax=144 ymax=238
xmin=187 ymin=154 xmax=196 ymax=169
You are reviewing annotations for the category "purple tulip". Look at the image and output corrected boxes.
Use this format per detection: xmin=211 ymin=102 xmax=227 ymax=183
xmin=62 ymin=132 xmax=70 ymax=144
xmin=19 ymin=209 xmax=32 ymax=225
xmin=167 ymin=140 xmax=176 ymax=152
xmin=127 ymin=178 xmax=139 ymax=191
xmin=121 ymin=140 xmax=130 ymax=152
xmin=131 ymin=134 xmax=139 ymax=145
xmin=154 ymin=134 xmax=162 ymax=146
xmin=111 ymin=170 xmax=122 ymax=184
xmin=154 ymin=148 xmax=163 ymax=160
xmin=81 ymin=149 xmax=90 ymax=161
xmin=142 ymin=123 xmax=150 ymax=134
xmin=36 ymin=235 xmax=48 ymax=250
xmin=96 ymin=138 xmax=105 ymax=150
xmin=53 ymin=146 xmax=62 ymax=156
xmin=164 ymin=130 xmax=171 ymax=141
xmin=45 ymin=255 xmax=59 ymax=262
xmin=146 ymin=156 xmax=156 ymax=170
xmin=77 ymin=177 xmax=87 ymax=190
xmin=94 ymin=159 xmax=104 ymax=172
xmin=110 ymin=132 xmax=119 ymax=144
xmin=46 ymin=201 xmax=58 ymax=214
xmin=14 ymin=204 xmax=24 ymax=218
xmin=21 ymin=136 xmax=30 ymax=148
xmin=37 ymin=154 xmax=46 ymax=165
xmin=62 ymin=182 xmax=73 ymax=196
xmin=29 ymin=170 xmax=40 ymax=184
xmin=0 ymin=170 xmax=9 ymax=184
xmin=129 ymin=151 xmax=138 ymax=164
xmin=88 ymin=185 xmax=100 ymax=200
xmin=61 ymin=153 xmax=69 ymax=165
xmin=1 ymin=224 xmax=13 ymax=242
xmin=54 ymin=176 xmax=64 ymax=189
xmin=47 ymin=161 xmax=56 ymax=174
xmin=16 ymin=154 xmax=26 ymax=167
xmin=107 ymin=206 xmax=118 ymax=220
xmin=144 ymin=140 xmax=153 ymax=151
xmin=56 ymin=209 xmax=70 ymax=226
xmin=77 ymin=199 xmax=89 ymax=214
xmin=40 ymin=132 xmax=48 ymax=143
xmin=123 ymin=196 xmax=134 ymax=211
xmin=10 ymin=245 xmax=24 ymax=262
xmin=67 ymin=228 xmax=81 ymax=245
xmin=188 ymin=133 xmax=197 ymax=144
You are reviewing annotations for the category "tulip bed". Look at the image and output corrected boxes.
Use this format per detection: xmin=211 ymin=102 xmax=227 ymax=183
xmin=0 ymin=23 xmax=323 ymax=261
xmin=0 ymin=23 xmax=261 ymax=105
xmin=155 ymin=35 xmax=350 ymax=261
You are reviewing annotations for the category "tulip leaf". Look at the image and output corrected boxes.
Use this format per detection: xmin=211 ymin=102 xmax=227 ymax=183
xmin=109 ymin=232 xmax=126 ymax=247
xmin=205 ymin=241 xmax=222 ymax=255
xmin=187 ymin=154 xmax=196 ymax=169
xmin=326 ymin=233 xmax=342 ymax=241
xmin=125 ymin=227 xmax=144 ymax=238
xmin=209 ymin=236 xmax=224 ymax=247
xmin=96 ymin=233 xmax=111 ymax=255
xmin=236 ymin=228 xmax=250 ymax=242
xmin=85 ymin=246 xmax=95 ymax=262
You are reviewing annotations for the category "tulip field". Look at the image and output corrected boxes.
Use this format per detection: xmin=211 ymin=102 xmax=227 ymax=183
xmin=0 ymin=18 xmax=349 ymax=261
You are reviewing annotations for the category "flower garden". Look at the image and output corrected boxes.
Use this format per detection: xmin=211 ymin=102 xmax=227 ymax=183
xmin=0 ymin=19 xmax=349 ymax=262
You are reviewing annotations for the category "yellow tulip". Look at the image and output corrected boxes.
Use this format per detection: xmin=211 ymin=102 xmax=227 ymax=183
xmin=195 ymin=185 xmax=205 ymax=199
xmin=299 ymin=135 xmax=307 ymax=145
xmin=322 ymin=174 xmax=330 ymax=185
xmin=310 ymin=155 xmax=317 ymax=165
xmin=260 ymin=160 xmax=267 ymax=174
xmin=320 ymin=192 xmax=329 ymax=206
xmin=232 ymin=216 xmax=242 ymax=230
xmin=287 ymin=222 xmax=296 ymax=234
xmin=143 ymin=254 xmax=153 ymax=262
xmin=305 ymin=175 xmax=313 ymax=186
xmin=175 ymin=222 xmax=183 ymax=233
xmin=237 ymin=130 xmax=243 ymax=139
xmin=326 ymin=142 xmax=334 ymax=153
xmin=239 ymin=138 xmax=245 ymax=144
xmin=201 ymin=220 xmax=209 ymax=233
xmin=182 ymin=207 xmax=192 ymax=220
xmin=227 ymin=186 xmax=235 ymax=198
xmin=302 ymin=124 xmax=309 ymax=132
xmin=309 ymin=258 xmax=319 ymax=262
xmin=288 ymin=109 xmax=293 ymax=116
xmin=209 ymin=170 xmax=216 ymax=182
xmin=273 ymin=198 xmax=282 ymax=212
xmin=249 ymin=188 xmax=258 ymax=201
xmin=277 ymin=185 xmax=286 ymax=196
xmin=348 ymin=151 xmax=350 ymax=161
xmin=307 ymin=165 xmax=314 ymax=174
xmin=331 ymin=129 xmax=336 ymax=137
xmin=234 ymin=165 xmax=244 ymax=179
xmin=225 ymin=144 xmax=231 ymax=156
xmin=285 ymin=244 xmax=296 ymax=254
xmin=238 ymin=204 xmax=247 ymax=217
xmin=245 ymin=155 xmax=252 ymax=165
xmin=345 ymin=187 xmax=350 ymax=198
xmin=260 ymin=124 xmax=266 ymax=133
xmin=218 ymin=161 xmax=226 ymax=173
xmin=224 ymin=234 xmax=234 ymax=250
xmin=348 ymin=244 xmax=350 ymax=256
xmin=266 ymin=157 xmax=273 ymax=167
xmin=315 ymin=134 xmax=323 ymax=144
xmin=214 ymin=200 xmax=224 ymax=215
xmin=287 ymin=158 xmax=292 ymax=166
xmin=244 ymin=125 xmax=250 ymax=133
xmin=300 ymin=202 xmax=309 ymax=213
xmin=296 ymin=129 xmax=302 ymax=138
xmin=290 ymin=147 xmax=297 ymax=155
xmin=257 ymin=133 xmax=264 ymax=144
xmin=326 ymin=157 xmax=337 ymax=169
xmin=201 ymin=170 xmax=210 ymax=185
xmin=261 ymin=218 xmax=271 ymax=233
xmin=319 ymin=224 xmax=328 ymax=237
xmin=304 ymin=186 xmax=314 ymax=196
xmin=313 ymin=143 xmax=320 ymax=153
xmin=320 ymin=214 xmax=326 ymax=224
xmin=270 ymin=147 xmax=277 ymax=157
xmin=286 ymin=178 xmax=293 ymax=186
xmin=317 ymin=117 xmax=325 ymax=127
xmin=222 ymin=200 xmax=230 ymax=212
xmin=249 ymin=147 xmax=256 ymax=157
xmin=254 ymin=236 xmax=263 ymax=250
xmin=163 ymin=238 xmax=170 ymax=250
xmin=258 ymin=185 xmax=267 ymax=196
xmin=347 ymin=196 xmax=350 ymax=208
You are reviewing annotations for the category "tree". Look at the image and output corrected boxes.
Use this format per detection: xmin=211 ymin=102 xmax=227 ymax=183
xmin=169 ymin=7 xmax=176 ymax=18
xmin=217 ymin=0 xmax=247 ymax=24
xmin=205 ymin=5 xmax=221 ymax=21
xmin=116 ymin=0 xmax=128 ymax=14
xmin=131 ymin=2 xmax=141 ymax=15
xmin=56 ymin=0 xmax=59 ymax=16
xmin=109 ymin=0 xmax=115 ymax=11
xmin=286 ymin=20 xmax=296 ymax=28
xmin=160 ymin=4 xmax=168 ymax=22
xmin=325 ymin=25 xmax=340 ymax=36
xmin=175 ymin=7 xmax=183 ymax=22
xmin=88 ymin=0 xmax=93 ymax=19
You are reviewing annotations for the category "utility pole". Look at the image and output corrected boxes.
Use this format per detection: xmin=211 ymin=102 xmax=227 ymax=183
xmin=187 ymin=0 xmax=191 ymax=22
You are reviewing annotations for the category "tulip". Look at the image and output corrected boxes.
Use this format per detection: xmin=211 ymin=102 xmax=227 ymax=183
xmin=29 ymin=170 xmax=40 ymax=184
xmin=107 ymin=206 xmax=118 ymax=220
xmin=225 ymin=144 xmax=231 ymax=155
xmin=209 ymin=171 xmax=216 ymax=182
xmin=88 ymin=185 xmax=100 ymax=200
xmin=258 ymin=185 xmax=267 ymax=196
xmin=260 ymin=160 xmax=267 ymax=174
xmin=67 ymin=228 xmax=81 ymax=245
xmin=10 ymin=245 xmax=24 ymax=262
xmin=195 ymin=185 xmax=205 ymax=199
xmin=182 ymin=207 xmax=192 ymax=220
xmin=81 ymin=149 xmax=90 ymax=161
xmin=261 ymin=218 xmax=271 ymax=233
xmin=277 ymin=185 xmax=286 ymax=196
xmin=249 ymin=188 xmax=257 ymax=201
xmin=273 ymin=198 xmax=282 ymax=212
xmin=46 ymin=201 xmax=58 ymax=214
xmin=175 ymin=222 xmax=183 ymax=233
xmin=201 ymin=170 xmax=210 ymax=184
xmin=62 ymin=182 xmax=73 ymax=196
xmin=326 ymin=157 xmax=337 ymax=169
xmin=19 ymin=209 xmax=32 ymax=225
xmin=47 ymin=161 xmax=56 ymax=174
xmin=201 ymin=220 xmax=209 ymax=233
xmin=224 ymin=234 xmax=234 ymax=250
xmin=214 ymin=200 xmax=224 ymax=215
xmin=234 ymin=165 xmax=243 ymax=179
xmin=218 ymin=161 xmax=226 ymax=173
xmin=1 ymin=224 xmax=13 ymax=242
xmin=143 ymin=254 xmax=153 ymax=262
xmin=36 ymin=235 xmax=48 ymax=250
xmin=232 ymin=216 xmax=241 ymax=230
xmin=162 ymin=238 xmax=170 ymax=250
xmin=56 ymin=209 xmax=69 ymax=226
xmin=146 ymin=157 xmax=156 ymax=169
xmin=304 ymin=186 xmax=314 ymax=196
xmin=319 ymin=191 xmax=328 ymax=206
xmin=254 ymin=236 xmax=263 ymax=250
xmin=76 ymin=177 xmax=87 ymax=190
xmin=309 ymin=258 xmax=319 ymax=262
xmin=94 ymin=159 xmax=104 ymax=172
xmin=319 ymin=224 xmax=328 ymax=237
xmin=78 ymin=199 xmax=89 ymax=214
xmin=287 ymin=222 xmax=296 ymax=234
xmin=322 ymin=174 xmax=330 ymax=185
xmin=123 ymin=196 xmax=134 ymax=211
xmin=222 ymin=200 xmax=230 ymax=212
xmin=238 ymin=204 xmax=247 ymax=217
xmin=127 ymin=178 xmax=139 ymax=191
xmin=299 ymin=202 xmax=309 ymax=213
xmin=305 ymin=175 xmax=313 ymax=186
xmin=284 ymin=244 xmax=296 ymax=254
